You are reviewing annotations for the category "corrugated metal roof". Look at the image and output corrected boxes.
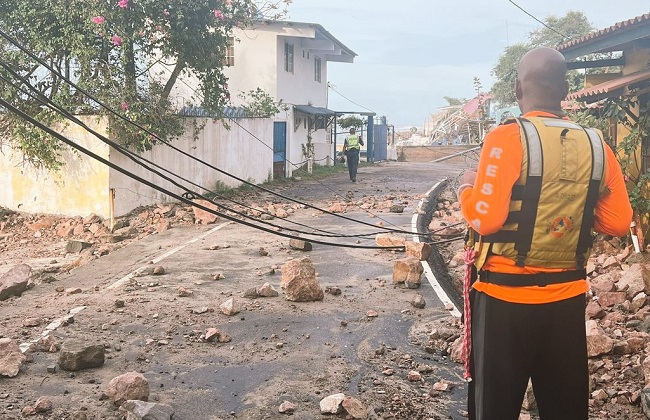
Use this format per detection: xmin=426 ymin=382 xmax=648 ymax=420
xmin=178 ymin=106 xmax=249 ymax=118
xmin=293 ymin=105 xmax=335 ymax=116
xmin=462 ymin=93 xmax=493 ymax=116
xmin=566 ymin=69 xmax=650 ymax=101
xmin=557 ymin=13 xmax=650 ymax=52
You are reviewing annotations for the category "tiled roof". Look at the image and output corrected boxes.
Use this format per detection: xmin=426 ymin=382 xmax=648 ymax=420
xmin=557 ymin=13 xmax=650 ymax=51
xmin=566 ymin=69 xmax=650 ymax=101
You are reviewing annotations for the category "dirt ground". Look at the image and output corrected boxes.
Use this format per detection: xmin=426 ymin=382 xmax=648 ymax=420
xmin=0 ymin=162 xmax=472 ymax=420
xmin=1 ymin=159 xmax=648 ymax=420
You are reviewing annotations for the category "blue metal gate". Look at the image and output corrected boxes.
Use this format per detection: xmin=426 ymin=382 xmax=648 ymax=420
xmin=373 ymin=117 xmax=388 ymax=161
xmin=273 ymin=122 xmax=287 ymax=179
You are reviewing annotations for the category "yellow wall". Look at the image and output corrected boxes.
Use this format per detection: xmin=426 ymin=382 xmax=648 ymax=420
xmin=0 ymin=116 xmax=111 ymax=217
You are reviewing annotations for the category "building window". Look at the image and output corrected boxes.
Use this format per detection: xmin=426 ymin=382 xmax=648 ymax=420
xmin=284 ymin=41 xmax=294 ymax=73
xmin=222 ymin=37 xmax=234 ymax=67
xmin=314 ymin=57 xmax=321 ymax=83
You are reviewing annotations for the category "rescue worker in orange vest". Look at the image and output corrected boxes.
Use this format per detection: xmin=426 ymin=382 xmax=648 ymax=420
xmin=342 ymin=127 xmax=364 ymax=182
xmin=459 ymin=47 xmax=633 ymax=419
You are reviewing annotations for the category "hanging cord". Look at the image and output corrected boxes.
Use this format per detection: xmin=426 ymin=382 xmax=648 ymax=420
xmin=0 ymin=96 xmax=405 ymax=251
xmin=0 ymin=27 xmax=425 ymax=238
xmin=0 ymin=60 xmax=389 ymax=240
xmin=461 ymin=246 xmax=477 ymax=381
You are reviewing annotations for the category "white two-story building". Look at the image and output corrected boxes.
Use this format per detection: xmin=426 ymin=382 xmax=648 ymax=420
xmin=166 ymin=20 xmax=357 ymax=178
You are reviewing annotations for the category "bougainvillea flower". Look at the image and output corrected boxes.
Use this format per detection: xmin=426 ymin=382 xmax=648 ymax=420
xmin=214 ymin=9 xmax=224 ymax=20
xmin=121 ymin=101 xmax=129 ymax=111
xmin=92 ymin=16 xmax=105 ymax=24
xmin=112 ymin=34 xmax=122 ymax=46
xmin=118 ymin=0 xmax=129 ymax=8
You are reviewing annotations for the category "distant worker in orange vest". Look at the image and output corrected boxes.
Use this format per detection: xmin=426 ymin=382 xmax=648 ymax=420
xmin=458 ymin=47 xmax=633 ymax=419
xmin=342 ymin=127 xmax=364 ymax=182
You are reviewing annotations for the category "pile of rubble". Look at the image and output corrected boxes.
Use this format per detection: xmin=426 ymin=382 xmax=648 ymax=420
xmin=426 ymin=191 xmax=650 ymax=419
xmin=0 ymin=197 xmax=313 ymax=277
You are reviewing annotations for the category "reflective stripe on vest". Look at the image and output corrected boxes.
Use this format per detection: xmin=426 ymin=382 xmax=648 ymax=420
xmin=474 ymin=116 xmax=606 ymax=270
xmin=347 ymin=135 xmax=360 ymax=149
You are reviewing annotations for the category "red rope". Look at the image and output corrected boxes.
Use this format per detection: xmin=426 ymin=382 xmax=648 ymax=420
xmin=462 ymin=247 xmax=477 ymax=381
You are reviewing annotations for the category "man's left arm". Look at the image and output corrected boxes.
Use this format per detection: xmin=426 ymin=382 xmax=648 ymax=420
xmin=593 ymin=143 xmax=633 ymax=236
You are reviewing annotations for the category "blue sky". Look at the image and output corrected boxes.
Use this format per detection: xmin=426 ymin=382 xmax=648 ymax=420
xmin=287 ymin=1 xmax=650 ymax=129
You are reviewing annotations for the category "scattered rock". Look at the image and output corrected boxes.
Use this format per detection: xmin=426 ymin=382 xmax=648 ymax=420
xmin=375 ymin=234 xmax=405 ymax=248
xmin=278 ymin=400 xmax=296 ymax=414
xmin=192 ymin=199 xmax=219 ymax=225
xmin=58 ymin=340 xmax=105 ymax=371
xmin=289 ymin=238 xmax=312 ymax=251
xmin=342 ymin=396 xmax=367 ymax=418
xmin=33 ymin=397 xmax=53 ymax=413
xmin=393 ymin=257 xmax=423 ymax=287
xmin=405 ymin=241 xmax=432 ymax=261
xmin=105 ymin=371 xmax=150 ymax=406
xmin=320 ymin=393 xmax=345 ymax=414
xmin=281 ymin=258 xmax=324 ymax=302
xmin=0 ymin=338 xmax=26 ymax=377
xmin=65 ymin=240 xmax=93 ymax=254
xmin=219 ymin=297 xmax=240 ymax=316
xmin=411 ymin=294 xmax=426 ymax=309
xmin=257 ymin=283 xmax=279 ymax=297
xmin=407 ymin=370 xmax=422 ymax=381
xmin=119 ymin=400 xmax=174 ymax=420
xmin=389 ymin=204 xmax=405 ymax=213
xmin=0 ymin=264 xmax=31 ymax=301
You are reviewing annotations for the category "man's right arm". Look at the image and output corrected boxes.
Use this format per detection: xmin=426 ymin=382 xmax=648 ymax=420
xmin=459 ymin=124 xmax=522 ymax=235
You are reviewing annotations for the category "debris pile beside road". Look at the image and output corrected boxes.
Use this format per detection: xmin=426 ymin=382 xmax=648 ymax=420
xmin=426 ymin=189 xmax=650 ymax=419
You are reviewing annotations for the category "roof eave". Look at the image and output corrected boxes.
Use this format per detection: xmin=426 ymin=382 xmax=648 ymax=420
xmin=558 ymin=14 xmax=650 ymax=60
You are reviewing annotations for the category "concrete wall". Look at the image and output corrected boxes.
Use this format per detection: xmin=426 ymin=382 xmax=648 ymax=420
xmin=0 ymin=116 xmax=279 ymax=218
xmin=109 ymin=117 xmax=276 ymax=216
xmin=0 ymin=117 xmax=111 ymax=217
xmin=398 ymin=145 xmax=478 ymax=163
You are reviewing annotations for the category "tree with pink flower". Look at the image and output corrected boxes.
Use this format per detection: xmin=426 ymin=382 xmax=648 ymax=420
xmin=0 ymin=0 xmax=291 ymax=169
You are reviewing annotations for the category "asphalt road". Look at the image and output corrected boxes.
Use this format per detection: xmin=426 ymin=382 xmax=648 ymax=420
xmin=3 ymin=160 xmax=472 ymax=419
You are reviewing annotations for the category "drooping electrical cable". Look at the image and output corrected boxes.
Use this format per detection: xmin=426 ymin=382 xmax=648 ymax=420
xmin=0 ymin=65 xmax=389 ymax=240
xmin=0 ymin=27 xmax=424 ymax=237
xmin=142 ymin=56 xmax=412 ymax=233
xmin=0 ymin=95 xmax=408 ymax=250
xmin=507 ymin=0 xmax=569 ymax=40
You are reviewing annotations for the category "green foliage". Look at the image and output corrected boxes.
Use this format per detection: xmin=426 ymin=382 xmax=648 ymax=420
xmin=490 ymin=43 xmax=530 ymax=107
xmin=337 ymin=115 xmax=365 ymax=130
xmin=572 ymin=98 xmax=650 ymax=214
xmin=0 ymin=0 xmax=289 ymax=170
xmin=490 ymin=11 xmax=595 ymax=107
xmin=301 ymin=130 xmax=314 ymax=159
xmin=238 ymin=87 xmax=285 ymax=118
xmin=528 ymin=11 xmax=594 ymax=48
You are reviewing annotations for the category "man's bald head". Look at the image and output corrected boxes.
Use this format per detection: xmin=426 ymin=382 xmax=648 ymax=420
xmin=515 ymin=47 xmax=569 ymax=115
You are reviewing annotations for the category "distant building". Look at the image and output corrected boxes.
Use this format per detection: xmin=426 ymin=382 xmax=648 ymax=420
xmin=156 ymin=20 xmax=357 ymax=178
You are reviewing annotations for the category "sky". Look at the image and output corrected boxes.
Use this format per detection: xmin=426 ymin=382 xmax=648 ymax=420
xmin=287 ymin=1 xmax=650 ymax=129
